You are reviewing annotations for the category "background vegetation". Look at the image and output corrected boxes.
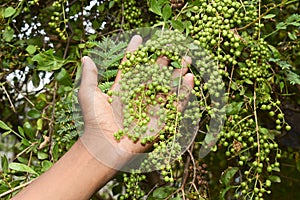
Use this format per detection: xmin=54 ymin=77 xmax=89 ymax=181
xmin=0 ymin=0 xmax=300 ymax=199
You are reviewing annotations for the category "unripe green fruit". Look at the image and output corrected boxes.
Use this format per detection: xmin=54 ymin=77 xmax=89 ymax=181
xmin=285 ymin=125 xmax=291 ymax=131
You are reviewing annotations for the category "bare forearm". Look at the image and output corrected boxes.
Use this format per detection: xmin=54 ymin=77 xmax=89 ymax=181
xmin=12 ymin=140 xmax=118 ymax=200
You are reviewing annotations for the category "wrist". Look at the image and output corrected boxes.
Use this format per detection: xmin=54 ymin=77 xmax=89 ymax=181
xmin=80 ymin=131 xmax=134 ymax=170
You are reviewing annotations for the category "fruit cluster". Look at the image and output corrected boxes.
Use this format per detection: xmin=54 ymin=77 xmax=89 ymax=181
xmin=48 ymin=0 xmax=68 ymax=40
xmin=111 ymin=29 xmax=212 ymax=199
xmin=94 ymin=0 xmax=293 ymax=199
xmin=178 ymin=0 xmax=288 ymax=199
xmin=112 ymin=0 xmax=144 ymax=30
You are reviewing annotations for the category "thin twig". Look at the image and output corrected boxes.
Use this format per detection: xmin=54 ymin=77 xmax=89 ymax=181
xmin=227 ymin=65 xmax=235 ymax=96
xmin=253 ymin=81 xmax=260 ymax=163
xmin=12 ymin=86 xmax=35 ymax=107
xmin=49 ymin=81 xmax=58 ymax=161
xmin=187 ymin=149 xmax=196 ymax=191
xmin=14 ymin=142 xmax=38 ymax=159
xmin=144 ymin=184 xmax=159 ymax=199
xmin=1 ymin=85 xmax=16 ymax=113
xmin=0 ymin=179 xmax=35 ymax=198
xmin=63 ymin=22 xmax=74 ymax=59
xmin=180 ymin=151 xmax=191 ymax=187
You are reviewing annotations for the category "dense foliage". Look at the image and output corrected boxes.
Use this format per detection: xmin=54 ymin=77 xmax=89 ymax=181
xmin=1 ymin=0 xmax=300 ymax=199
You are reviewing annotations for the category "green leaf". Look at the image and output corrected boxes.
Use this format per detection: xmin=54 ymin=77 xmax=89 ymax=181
xmin=267 ymin=45 xmax=280 ymax=58
xmin=230 ymin=82 xmax=238 ymax=90
xmin=149 ymin=0 xmax=162 ymax=16
xmin=32 ymin=50 xmax=74 ymax=71
xmin=279 ymin=81 xmax=284 ymax=92
xmin=220 ymin=167 xmax=239 ymax=186
xmin=171 ymin=19 xmax=185 ymax=32
xmin=259 ymin=127 xmax=269 ymax=135
xmin=276 ymin=22 xmax=287 ymax=30
xmin=18 ymin=126 xmax=25 ymax=137
xmin=3 ymin=26 xmax=14 ymax=42
xmin=41 ymin=160 xmax=53 ymax=172
xmin=37 ymin=151 xmax=49 ymax=160
xmin=23 ymin=121 xmax=35 ymax=139
xmin=289 ymin=22 xmax=300 ymax=26
xmin=9 ymin=162 xmax=38 ymax=175
xmin=78 ymin=43 xmax=85 ymax=49
xmin=37 ymin=118 xmax=43 ymax=130
xmin=28 ymin=109 xmax=41 ymax=119
xmin=32 ymin=70 xmax=40 ymax=87
xmin=263 ymin=14 xmax=276 ymax=19
xmin=225 ymin=102 xmax=243 ymax=115
xmin=0 ymin=184 xmax=10 ymax=195
xmin=171 ymin=77 xmax=180 ymax=87
xmin=269 ymin=58 xmax=292 ymax=70
xmin=220 ymin=186 xmax=234 ymax=200
xmin=52 ymin=143 xmax=60 ymax=161
xmin=268 ymin=175 xmax=281 ymax=183
xmin=4 ymin=7 xmax=16 ymax=18
xmin=286 ymin=71 xmax=300 ymax=85
xmin=2 ymin=131 xmax=11 ymax=137
xmin=1 ymin=155 xmax=9 ymax=173
xmin=162 ymin=4 xmax=172 ymax=21
xmin=259 ymin=126 xmax=274 ymax=140
xmin=0 ymin=120 xmax=11 ymax=131
xmin=17 ymin=156 xmax=28 ymax=164
xmin=97 ymin=4 xmax=105 ymax=12
xmin=272 ymin=167 xmax=280 ymax=172
xmin=55 ymin=68 xmax=72 ymax=86
xmin=274 ymin=60 xmax=292 ymax=70
xmin=171 ymin=61 xmax=181 ymax=69
xmin=26 ymin=45 xmax=37 ymax=55
xmin=98 ymin=81 xmax=114 ymax=92
xmin=21 ymin=138 xmax=31 ymax=146
xmin=244 ymin=78 xmax=253 ymax=85
xmin=286 ymin=14 xmax=300 ymax=24
xmin=185 ymin=20 xmax=192 ymax=36
xmin=108 ymin=1 xmax=115 ymax=9
xmin=153 ymin=186 xmax=176 ymax=198
xmin=204 ymin=132 xmax=217 ymax=144
xmin=288 ymin=32 xmax=297 ymax=40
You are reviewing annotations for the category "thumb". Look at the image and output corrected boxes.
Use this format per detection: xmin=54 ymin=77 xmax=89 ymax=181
xmin=177 ymin=73 xmax=194 ymax=112
xmin=78 ymin=56 xmax=99 ymax=105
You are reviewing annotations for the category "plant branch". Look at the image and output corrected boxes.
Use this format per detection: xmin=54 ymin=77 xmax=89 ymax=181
xmin=0 ymin=179 xmax=35 ymax=198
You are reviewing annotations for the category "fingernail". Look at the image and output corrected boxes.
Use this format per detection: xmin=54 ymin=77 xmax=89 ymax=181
xmin=127 ymin=35 xmax=143 ymax=52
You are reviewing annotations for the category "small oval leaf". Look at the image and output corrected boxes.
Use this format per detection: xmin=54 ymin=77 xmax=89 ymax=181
xmin=0 ymin=120 xmax=11 ymax=131
xmin=4 ymin=7 xmax=16 ymax=18
xmin=28 ymin=109 xmax=41 ymax=119
xmin=269 ymin=175 xmax=281 ymax=183
xmin=263 ymin=14 xmax=276 ymax=19
xmin=26 ymin=45 xmax=37 ymax=55
xmin=9 ymin=162 xmax=38 ymax=175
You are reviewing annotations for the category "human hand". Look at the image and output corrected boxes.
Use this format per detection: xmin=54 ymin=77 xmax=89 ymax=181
xmin=78 ymin=35 xmax=194 ymax=169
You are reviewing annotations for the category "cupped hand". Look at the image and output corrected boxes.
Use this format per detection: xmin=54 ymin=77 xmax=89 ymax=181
xmin=78 ymin=35 xmax=194 ymax=168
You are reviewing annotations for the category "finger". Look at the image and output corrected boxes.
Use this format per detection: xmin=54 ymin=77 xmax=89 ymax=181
xmin=156 ymin=56 xmax=170 ymax=67
xmin=112 ymin=35 xmax=143 ymax=90
xmin=171 ymin=56 xmax=192 ymax=91
xmin=78 ymin=56 xmax=100 ymax=110
xmin=78 ymin=56 xmax=98 ymax=93
xmin=177 ymin=73 xmax=194 ymax=112
xmin=171 ymin=56 xmax=191 ymax=80
xmin=122 ymin=35 xmax=143 ymax=62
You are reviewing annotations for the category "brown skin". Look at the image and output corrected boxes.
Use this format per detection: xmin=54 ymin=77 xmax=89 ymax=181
xmin=12 ymin=35 xmax=194 ymax=200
